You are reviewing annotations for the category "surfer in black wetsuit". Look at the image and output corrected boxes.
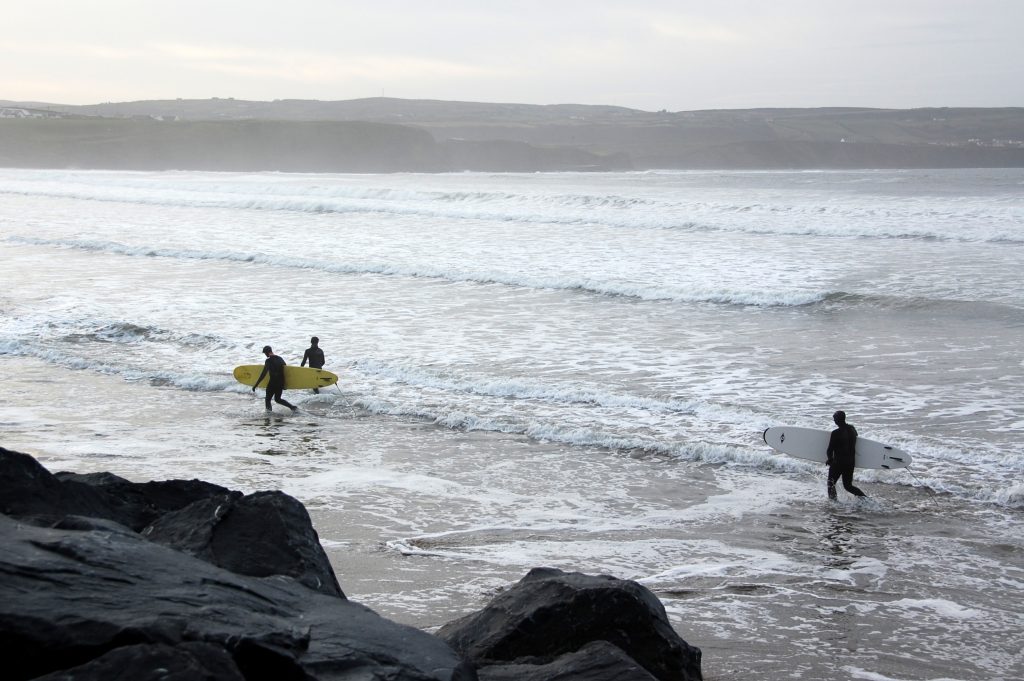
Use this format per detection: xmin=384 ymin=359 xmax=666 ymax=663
xmin=300 ymin=336 xmax=325 ymax=393
xmin=253 ymin=345 xmax=297 ymax=412
xmin=827 ymin=410 xmax=866 ymax=500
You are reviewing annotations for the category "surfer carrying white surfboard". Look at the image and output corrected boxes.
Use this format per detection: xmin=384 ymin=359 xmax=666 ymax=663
xmin=253 ymin=345 xmax=298 ymax=413
xmin=827 ymin=411 xmax=867 ymax=500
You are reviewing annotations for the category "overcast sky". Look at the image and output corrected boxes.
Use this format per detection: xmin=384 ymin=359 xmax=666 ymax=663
xmin=2 ymin=0 xmax=1021 ymax=111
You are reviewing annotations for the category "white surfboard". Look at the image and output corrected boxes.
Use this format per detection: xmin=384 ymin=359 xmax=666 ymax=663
xmin=763 ymin=426 xmax=911 ymax=469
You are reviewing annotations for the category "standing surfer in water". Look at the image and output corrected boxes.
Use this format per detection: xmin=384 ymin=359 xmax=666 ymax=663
xmin=300 ymin=336 xmax=325 ymax=393
xmin=253 ymin=345 xmax=298 ymax=412
xmin=827 ymin=410 xmax=866 ymax=500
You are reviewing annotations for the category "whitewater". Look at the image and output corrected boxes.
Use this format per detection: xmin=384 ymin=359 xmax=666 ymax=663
xmin=1 ymin=167 xmax=1022 ymax=680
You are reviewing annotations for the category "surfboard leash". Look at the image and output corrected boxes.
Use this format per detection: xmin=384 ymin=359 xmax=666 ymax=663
xmin=904 ymin=466 xmax=936 ymax=496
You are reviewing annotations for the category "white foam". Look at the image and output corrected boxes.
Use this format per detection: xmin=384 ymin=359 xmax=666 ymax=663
xmin=2 ymin=168 xmax=1021 ymax=243
xmin=2 ymin=168 xmax=1021 ymax=514
xmin=989 ymin=484 xmax=1024 ymax=507
xmin=843 ymin=668 xmax=967 ymax=681
xmin=5 ymin=235 xmax=830 ymax=307
xmin=887 ymin=598 xmax=982 ymax=619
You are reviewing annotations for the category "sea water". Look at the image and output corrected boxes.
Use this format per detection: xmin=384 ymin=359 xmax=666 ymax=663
xmin=1 ymin=167 xmax=1021 ymax=680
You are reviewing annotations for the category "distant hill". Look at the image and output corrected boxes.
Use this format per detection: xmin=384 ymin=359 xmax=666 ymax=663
xmin=2 ymin=97 xmax=1023 ymax=171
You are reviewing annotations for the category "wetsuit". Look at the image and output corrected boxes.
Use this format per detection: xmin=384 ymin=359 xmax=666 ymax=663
xmin=301 ymin=345 xmax=325 ymax=369
xmin=301 ymin=343 xmax=325 ymax=393
xmin=256 ymin=354 xmax=296 ymax=411
xmin=827 ymin=423 xmax=866 ymax=499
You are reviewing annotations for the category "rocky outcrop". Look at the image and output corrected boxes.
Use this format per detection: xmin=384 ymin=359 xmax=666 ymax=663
xmin=0 ymin=447 xmax=702 ymax=680
xmin=437 ymin=567 xmax=702 ymax=681
xmin=0 ymin=513 xmax=471 ymax=680
xmin=29 ymin=642 xmax=246 ymax=681
xmin=2 ymin=447 xmax=342 ymax=598
xmin=141 ymin=489 xmax=344 ymax=598
xmin=476 ymin=640 xmax=661 ymax=681
xmin=0 ymin=447 xmax=468 ymax=680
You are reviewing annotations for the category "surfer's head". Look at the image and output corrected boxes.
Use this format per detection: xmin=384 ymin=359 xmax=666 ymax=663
xmin=833 ymin=410 xmax=846 ymax=425
xmin=262 ymin=345 xmax=273 ymax=356
xmin=310 ymin=336 xmax=319 ymax=345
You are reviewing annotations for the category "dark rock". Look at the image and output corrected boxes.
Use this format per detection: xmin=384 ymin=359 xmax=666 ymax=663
xmin=54 ymin=470 xmax=235 ymax=530
xmin=136 ymin=478 xmax=239 ymax=516
xmin=0 ymin=514 xmax=470 ymax=681
xmin=30 ymin=642 xmax=246 ymax=681
xmin=2 ymin=449 xmax=342 ymax=599
xmin=139 ymin=493 xmax=241 ymax=554
xmin=437 ymin=567 xmax=702 ymax=681
xmin=2 ymin=449 xmax=699 ymax=681
xmin=51 ymin=471 xmax=159 ymax=530
xmin=0 ymin=447 xmax=111 ymax=523
xmin=211 ymin=491 xmax=343 ymax=599
xmin=478 ymin=640 xmax=660 ymax=681
xmin=0 ymin=448 xmax=235 ymax=532
xmin=51 ymin=514 xmax=139 ymax=535
xmin=143 ymin=490 xmax=345 ymax=598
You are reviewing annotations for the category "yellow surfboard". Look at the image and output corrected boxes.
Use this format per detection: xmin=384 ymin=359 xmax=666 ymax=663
xmin=233 ymin=365 xmax=339 ymax=390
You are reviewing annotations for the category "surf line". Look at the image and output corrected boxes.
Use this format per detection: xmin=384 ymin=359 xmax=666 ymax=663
xmin=903 ymin=466 xmax=937 ymax=497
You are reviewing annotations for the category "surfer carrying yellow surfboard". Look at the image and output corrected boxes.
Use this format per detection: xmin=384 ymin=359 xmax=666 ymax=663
xmin=253 ymin=345 xmax=298 ymax=413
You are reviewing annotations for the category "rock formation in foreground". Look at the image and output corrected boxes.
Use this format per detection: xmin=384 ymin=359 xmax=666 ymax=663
xmin=0 ymin=447 xmax=702 ymax=680
xmin=439 ymin=567 xmax=702 ymax=681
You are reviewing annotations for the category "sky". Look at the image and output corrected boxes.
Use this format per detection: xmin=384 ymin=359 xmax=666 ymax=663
xmin=1 ymin=0 xmax=1022 ymax=111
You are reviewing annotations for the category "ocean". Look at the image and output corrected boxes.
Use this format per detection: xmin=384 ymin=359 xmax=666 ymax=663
xmin=1 ymin=167 xmax=1021 ymax=680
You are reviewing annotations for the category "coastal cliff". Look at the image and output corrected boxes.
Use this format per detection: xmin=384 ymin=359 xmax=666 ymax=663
xmin=0 ymin=117 xmax=629 ymax=173
xmin=2 ymin=98 xmax=1022 ymax=172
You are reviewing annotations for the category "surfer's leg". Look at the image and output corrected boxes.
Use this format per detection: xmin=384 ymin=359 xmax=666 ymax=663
xmin=266 ymin=384 xmax=283 ymax=410
xmin=272 ymin=388 xmax=297 ymax=411
xmin=827 ymin=465 xmax=840 ymax=500
xmin=264 ymin=389 xmax=272 ymax=411
xmin=841 ymin=467 xmax=866 ymax=497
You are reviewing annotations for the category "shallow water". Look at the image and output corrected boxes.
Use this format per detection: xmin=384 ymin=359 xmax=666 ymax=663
xmin=2 ymin=168 xmax=1022 ymax=680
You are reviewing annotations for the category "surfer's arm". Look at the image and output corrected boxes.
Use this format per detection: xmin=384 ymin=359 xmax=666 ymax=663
xmin=253 ymin=362 xmax=270 ymax=391
xmin=300 ymin=349 xmax=308 ymax=367
xmin=826 ymin=431 xmax=837 ymax=465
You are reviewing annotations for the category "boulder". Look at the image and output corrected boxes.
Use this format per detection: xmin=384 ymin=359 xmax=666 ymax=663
xmin=54 ymin=469 xmax=235 ymax=530
xmin=1 ymin=448 xmax=342 ymax=599
xmin=0 ymin=447 xmax=234 ymax=531
xmin=478 ymin=640 xmax=660 ymax=681
xmin=0 ymin=447 xmax=111 ymax=523
xmin=0 ymin=514 xmax=473 ymax=681
xmin=142 ymin=490 xmax=345 ymax=598
xmin=30 ymin=642 xmax=246 ymax=681
xmin=437 ymin=567 xmax=702 ymax=681
xmin=1 ymin=449 xmax=703 ymax=681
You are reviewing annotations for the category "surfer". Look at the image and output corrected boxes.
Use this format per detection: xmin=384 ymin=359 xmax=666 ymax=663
xmin=827 ymin=410 xmax=866 ymax=500
xmin=253 ymin=345 xmax=298 ymax=413
xmin=300 ymin=336 xmax=325 ymax=393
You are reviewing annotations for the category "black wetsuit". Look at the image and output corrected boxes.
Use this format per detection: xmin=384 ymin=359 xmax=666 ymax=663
xmin=256 ymin=354 xmax=296 ymax=411
xmin=827 ymin=423 xmax=866 ymax=499
xmin=301 ymin=345 xmax=325 ymax=369
xmin=301 ymin=344 xmax=325 ymax=393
